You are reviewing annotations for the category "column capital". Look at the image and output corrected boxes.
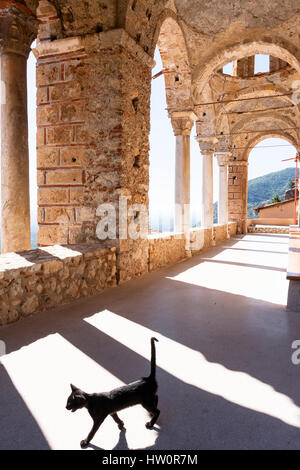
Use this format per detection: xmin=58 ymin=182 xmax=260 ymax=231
xmin=215 ymin=151 xmax=232 ymax=166
xmin=229 ymin=159 xmax=249 ymax=167
xmin=196 ymin=136 xmax=218 ymax=155
xmin=171 ymin=111 xmax=196 ymax=136
xmin=0 ymin=3 xmax=38 ymax=57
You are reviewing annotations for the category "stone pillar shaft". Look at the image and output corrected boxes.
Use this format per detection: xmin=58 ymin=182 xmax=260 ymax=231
xmin=1 ymin=52 xmax=30 ymax=252
xmin=216 ymin=152 xmax=231 ymax=226
xmin=201 ymin=152 xmax=213 ymax=228
xmin=0 ymin=5 xmax=37 ymax=253
xmin=175 ymin=134 xmax=190 ymax=233
xmin=171 ymin=112 xmax=194 ymax=234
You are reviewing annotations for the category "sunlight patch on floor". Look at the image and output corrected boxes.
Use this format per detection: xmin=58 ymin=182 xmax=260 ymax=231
xmin=0 ymin=333 xmax=158 ymax=450
xmin=167 ymin=235 xmax=289 ymax=305
xmin=85 ymin=310 xmax=300 ymax=428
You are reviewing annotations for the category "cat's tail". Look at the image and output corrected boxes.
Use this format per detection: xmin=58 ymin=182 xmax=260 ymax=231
xmin=149 ymin=337 xmax=158 ymax=380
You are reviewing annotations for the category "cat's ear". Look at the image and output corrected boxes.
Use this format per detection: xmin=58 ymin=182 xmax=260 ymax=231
xmin=70 ymin=384 xmax=78 ymax=392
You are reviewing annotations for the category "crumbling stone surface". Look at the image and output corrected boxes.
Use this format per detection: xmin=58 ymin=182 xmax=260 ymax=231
xmin=0 ymin=225 xmax=235 ymax=326
xmin=0 ymin=245 xmax=117 ymax=326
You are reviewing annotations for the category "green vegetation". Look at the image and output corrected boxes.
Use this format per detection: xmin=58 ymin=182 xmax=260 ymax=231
xmin=271 ymin=194 xmax=282 ymax=204
xmin=247 ymin=167 xmax=298 ymax=218
xmin=289 ymin=180 xmax=295 ymax=190
xmin=213 ymin=167 xmax=297 ymax=222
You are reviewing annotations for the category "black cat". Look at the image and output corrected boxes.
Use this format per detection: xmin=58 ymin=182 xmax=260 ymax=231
xmin=66 ymin=337 xmax=160 ymax=448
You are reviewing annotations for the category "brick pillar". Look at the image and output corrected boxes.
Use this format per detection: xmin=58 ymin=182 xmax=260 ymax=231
xmin=270 ymin=56 xmax=288 ymax=72
xmin=234 ymin=56 xmax=255 ymax=78
xmin=35 ymin=30 xmax=153 ymax=282
xmin=228 ymin=160 xmax=248 ymax=234
xmin=0 ymin=3 xmax=37 ymax=253
xmin=35 ymin=38 xmax=87 ymax=246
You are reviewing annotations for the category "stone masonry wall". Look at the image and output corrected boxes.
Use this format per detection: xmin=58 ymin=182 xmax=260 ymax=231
xmin=214 ymin=224 xmax=228 ymax=244
xmin=36 ymin=38 xmax=88 ymax=247
xmin=35 ymin=31 xmax=153 ymax=284
xmin=228 ymin=162 xmax=248 ymax=234
xmin=248 ymin=226 xmax=289 ymax=234
xmin=228 ymin=221 xmax=238 ymax=237
xmin=148 ymin=233 xmax=186 ymax=271
xmin=0 ymin=224 xmax=237 ymax=327
xmin=0 ymin=244 xmax=116 ymax=326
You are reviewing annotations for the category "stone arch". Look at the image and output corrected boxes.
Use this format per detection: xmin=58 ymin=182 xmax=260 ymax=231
xmin=36 ymin=0 xmax=63 ymax=41
xmin=153 ymin=11 xmax=192 ymax=111
xmin=222 ymin=87 xmax=294 ymax=115
xmin=245 ymin=132 xmax=298 ymax=162
xmin=230 ymin=112 xmax=297 ymax=136
xmin=193 ymin=41 xmax=300 ymax=102
xmin=229 ymin=113 xmax=299 ymax=161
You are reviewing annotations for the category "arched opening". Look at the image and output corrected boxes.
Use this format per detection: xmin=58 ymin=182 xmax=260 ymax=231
xmin=247 ymin=137 xmax=298 ymax=226
xmin=222 ymin=54 xmax=284 ymax=76
xmin=149 ymin=15 xmax=192 ymax=234
xmin=194 ymin=41 xmax=300 ymax=99
xmin=149 ymin=47 xmax=174 ymax=233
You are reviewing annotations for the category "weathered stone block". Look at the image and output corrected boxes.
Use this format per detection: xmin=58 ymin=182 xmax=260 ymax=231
xmin=38 ymin=188 xmax=69 ymax=204
xmin=45 ymin=169 xmax=82 ymax=185
xmin=60 ymin=147 xmax=87 ymax=167
xmin=22 ymin=295 xmax=39 ymax=316
xmin=37 ymin=226 xmax=68 ymax=246
xmin=44 ymin=207 xmax=74 ymax=223
xmin=37 ymin=63 xmax=60 ymax=87
xmin=37 ymin=104 xmax=59 ymax=125
xmin=37 ymin=87 xmax=49 ymax=105
xmin=60 ymin=102 xmax=85 ymax=123
xmin=37 ymin=148 xmax=59 ymax=168
xmin=36 ymin=127 xmax=45 ymax=146
xmin=47 ymin=126 xmax=74 ymax=145
xmin=49 ymin=82 xmax=82 ymax=102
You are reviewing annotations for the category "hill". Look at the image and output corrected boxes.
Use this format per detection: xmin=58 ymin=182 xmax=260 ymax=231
xmin=213 ymin=167 xmax=298 ymax=221
xmin=247 ymin=167 xmax=298 ymax=218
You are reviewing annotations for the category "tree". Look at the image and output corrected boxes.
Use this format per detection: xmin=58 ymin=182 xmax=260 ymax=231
xmin=289 ymin=180 xmax=295 ymax=189
xmin=271 ymin=194 xmax=282 ymax=204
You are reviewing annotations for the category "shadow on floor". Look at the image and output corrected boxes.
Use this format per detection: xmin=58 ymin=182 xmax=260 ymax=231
xmin=0 ymin=365 xmax=50 ymax=450
xmin=1 ymin=234 xmax=300 ymax=449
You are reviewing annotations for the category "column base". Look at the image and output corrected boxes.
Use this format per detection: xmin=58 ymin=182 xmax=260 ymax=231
xmin=287 ymin=280 xmax=300 ymax=311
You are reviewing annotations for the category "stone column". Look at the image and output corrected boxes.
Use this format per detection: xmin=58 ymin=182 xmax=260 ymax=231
xmin=216 ymin=152 xmax=231 ymax=226
xmin=171 ymin=112 xmax=195 ymax=234
xmin=200 ymin=150 xmax=214 ymax=229
xmin=0 ymin=4 xmax=37 ymax=253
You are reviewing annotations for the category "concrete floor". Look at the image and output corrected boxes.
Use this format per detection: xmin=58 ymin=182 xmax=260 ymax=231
xmin=1 ymin=233 xmax=300 ymax=450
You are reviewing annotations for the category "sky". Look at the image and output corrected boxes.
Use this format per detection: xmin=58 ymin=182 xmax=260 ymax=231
xmin=0 ymin=48 xmax=297 ymax=237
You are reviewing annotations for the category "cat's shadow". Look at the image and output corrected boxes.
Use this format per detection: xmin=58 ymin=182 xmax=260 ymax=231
xmin=85 ymin=428 xmax=129 ymax=450
xmin=84 ymin=425 xmax=160 ymax=451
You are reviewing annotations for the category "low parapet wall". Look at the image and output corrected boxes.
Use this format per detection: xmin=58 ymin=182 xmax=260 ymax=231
xmin=247 ymin=218 xmax=294 ymax=227
xmin=0 ymin=245 xmax=117 ymax=326
xmin=148 ymin=232 xmax=187 ymax=271
xmin=0 ymin=222 xmax=237 ymax=326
